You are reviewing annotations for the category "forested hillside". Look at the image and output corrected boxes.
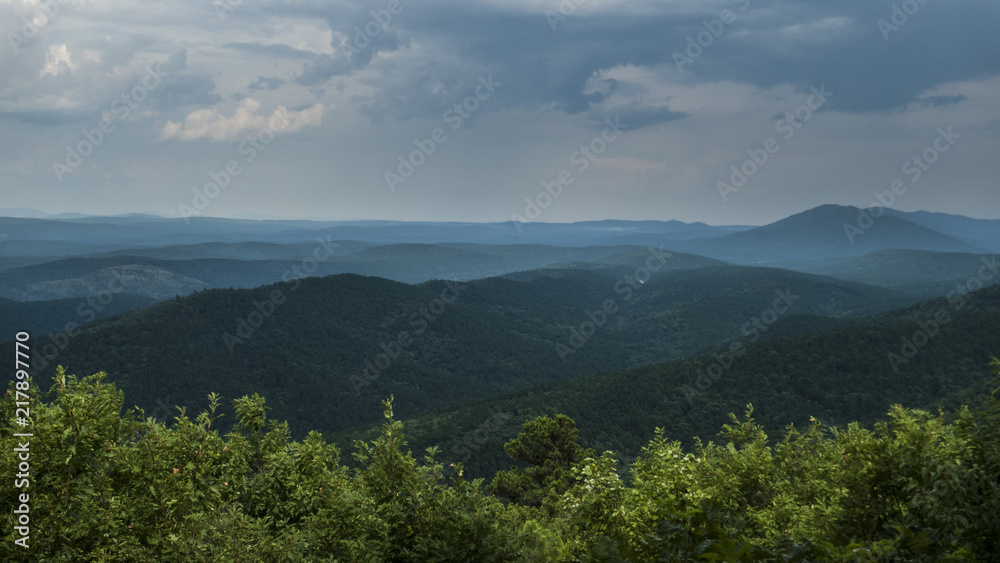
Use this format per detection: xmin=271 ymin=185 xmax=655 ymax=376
xmin=7 ymin=266 xmax=905 ymax=439
xmin=0 ymin=294 xmax=157 ymax=337
xmin=341 ymin=285 xmax=1000 ymax=478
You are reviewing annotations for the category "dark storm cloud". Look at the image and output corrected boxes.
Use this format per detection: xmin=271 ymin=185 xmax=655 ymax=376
xmin=274 ymin=0 xmax=998 ymax=125
xmin=670 ymin=1 xmax=1000 ymax=114
xmin=2 ymin=0 xmax=997 ymax=224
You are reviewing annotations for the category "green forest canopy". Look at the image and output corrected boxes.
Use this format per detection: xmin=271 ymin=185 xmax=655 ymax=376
xmin=2 ymin=359 xmax=998 ymax=561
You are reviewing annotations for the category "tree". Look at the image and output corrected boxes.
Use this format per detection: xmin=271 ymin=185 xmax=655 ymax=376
xmin=488 ymin=414 xmax=594 ymax=509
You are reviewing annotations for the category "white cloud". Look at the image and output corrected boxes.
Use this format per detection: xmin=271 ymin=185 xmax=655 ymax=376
xmin=40 ymin=44 xmax=75 ymax=77
xmin=158 ymin=98 xmax=326 ymax=142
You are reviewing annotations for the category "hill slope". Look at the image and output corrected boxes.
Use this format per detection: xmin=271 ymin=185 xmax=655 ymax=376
xmin=8 ymin=265 xmax=903 ymax=437
xmin=364 ymin=285 xmax=1000 ymax=478
xmin=776 ymin=249 xmax=998 ymax=298
xmin=884 ymin=208 xmax=1000 ymax=253
xmin=0 ymin=244 xmax=720 ymax=299
xmin=0 ymin=294 xmax=158 ymax=337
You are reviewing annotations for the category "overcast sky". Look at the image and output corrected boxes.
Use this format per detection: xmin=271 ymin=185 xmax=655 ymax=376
xmin=1 ymin=0 xmax=998 ymax=225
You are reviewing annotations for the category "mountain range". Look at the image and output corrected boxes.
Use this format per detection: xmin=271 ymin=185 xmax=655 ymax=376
xmin=1 ymin=204 xmax=997 ymax=302
xmin=1 ymin=203 xmax=997 ymax=479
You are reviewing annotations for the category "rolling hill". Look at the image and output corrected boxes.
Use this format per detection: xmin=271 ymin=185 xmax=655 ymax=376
xmin=354 ymin=284 xmax=1000 ymax=478
xmin=5 ymin=264 xmax=905 ymax=439
xmin=4 ymin=206 xmax=998 ymax=303
xmin=0 ymin=294 xmax=158 ymax=337
xmin=0 ymin=244 xmax=721 ymax=300
xmin=776 ymin=249 xmax=999 ymax=298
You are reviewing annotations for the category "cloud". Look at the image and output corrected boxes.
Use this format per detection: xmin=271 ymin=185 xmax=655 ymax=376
xmin=40 ymin=44 xmax=75 ymax=77
xmin=296 ymin=53 xmax=351 ymax=86
xmin=912 ymin=94 xmax=968 ymax=109
xmin=224 ymin=42 xmax=318 ymax=59
xmin=1 ymin=0 xmax=998 ymax=225
xmin=285 ymin=0 xmax=1000 ymax=122
xmin=591 ymin=101 xmax=687 ymax=130
xmin=247 ymin=76 xmax=286 ymax=92
xmin=146 ymin=74 xmax=223 ymax=112
xmin=158 ymin=98 xmax=326 ymax=142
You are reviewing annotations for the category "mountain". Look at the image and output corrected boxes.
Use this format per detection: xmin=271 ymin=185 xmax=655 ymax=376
xmin=5 ymin=265 xmax=905 ymax=439
xmin=356 ymin=284 xmax=1000 ymax=478
xmin=0 ymin=208 xmax=53 ymax=218
xmin=86 ymin=241 xmax=375 ymax=261
xmin=4 ymin=207 xmax=997 ymax=262
xmin=0 ymin=244 xmax=726 ymax=300
xmin=0 ymin=215 xmax=747 ymax=253
xmin=0 ymin=256 xmax=316 ymax=301
xmin=776 ymin=249 xmax=999 ymax=298
xmin=0 ymin=294 xmax=158 ymax=337
xmin=883 ymin=208 xmax=1000 ymax=253
xmin=676 ymin=204 xmax=986 ymax=263
xmin=4 ymin=208 xmax=996 ymax=295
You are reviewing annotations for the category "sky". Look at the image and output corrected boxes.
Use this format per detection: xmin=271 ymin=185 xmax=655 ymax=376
xmin=0 ymin=0 xmax=998 ymax=226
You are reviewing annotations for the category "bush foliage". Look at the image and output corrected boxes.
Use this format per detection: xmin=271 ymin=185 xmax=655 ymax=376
xmin=3 ymin=360 xmax=999 ymax=561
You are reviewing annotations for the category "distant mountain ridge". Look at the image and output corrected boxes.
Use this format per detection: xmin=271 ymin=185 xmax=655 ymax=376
xmin=674 ymin=204 xmax=987 ymax=263
xmin=4 ymin=205 xmax=993 ymax=256
xmin=0 ymin=215 xmax=748 ymax=250
xmin=881 ymin=208 xmax=1000 ymax=253
xmin=2 ymin=204 xmax=996 ymax=302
